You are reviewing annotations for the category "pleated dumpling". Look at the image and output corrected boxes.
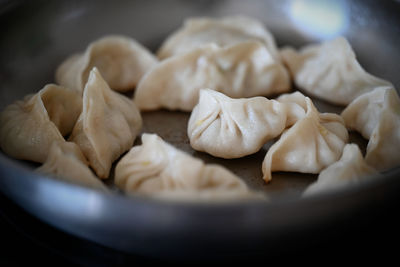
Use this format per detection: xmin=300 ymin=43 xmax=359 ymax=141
xmin=69 ymin=67 xmax=142 ymax=178
xmin=56 ymin=35 xmax=158 ymax=93
xmin=157 ymin=15 xmax=279 ymax=60
xmin=341 ymin=86 xmax=400 ymax=170
xmin=115 ymin=134 xmax=261 ymax=200
xmin=188 ymin=89 xmax=302 ymax=158
xmin=280 ymin=37 xmax=392 ymax=105
xmin=135 ymin=41 xmax=290 ymax=111
xmin=0 ymin=84 xmax=82 ymax=163
xmin=273 ymin=91 xmax=309 ymax=125
xmin=303 ymin=144 xmax=378 ymax=196
xmin=37 ymin=142 xmax=109 ymax=192
xmin=262 ymin=92 xmax=349 ymax=182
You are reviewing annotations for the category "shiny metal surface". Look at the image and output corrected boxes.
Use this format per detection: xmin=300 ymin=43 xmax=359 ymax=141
xmin=0 ymin=0 xmax=400 ymax=258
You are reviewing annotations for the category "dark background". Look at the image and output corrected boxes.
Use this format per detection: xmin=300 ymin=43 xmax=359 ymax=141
xmin=1 ymin=190 xmax=399 ymax=265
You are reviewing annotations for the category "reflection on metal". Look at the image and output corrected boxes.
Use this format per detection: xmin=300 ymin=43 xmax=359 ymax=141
xmin=289 ymin=0 xmax=348 ymax=39
xmin=36 ymin=180 xmax=104 ymax=220
xmin=60 ymin=6 xmax=88 ymax=22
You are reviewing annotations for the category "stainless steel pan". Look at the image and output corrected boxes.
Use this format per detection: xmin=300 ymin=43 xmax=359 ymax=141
xmin=1 ymin=0 xmax=399 ymax=259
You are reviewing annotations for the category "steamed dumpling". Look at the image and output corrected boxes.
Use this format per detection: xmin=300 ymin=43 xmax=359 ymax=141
xmin=56 ymin=35 xmax=158 ymax=93
xmin=157 ymin=15 xmax=279 ymax=60
xmin=115 ymin=133 xmax=261 ymax=200
xmin=276 ymin=91 xmax=311 ymax=125
xmin=0 ymin=84 xmax=82 ymax=163
xmin=280 ymin=37 xmax=392 ymax=105
xmin=37 ymin=142 xmax=109 ymax=192
xmin=135 ymin=41 xmax=291 ymax=111
xmin=341 ymin=86 xmax=400 ymax=170
xmin=188 ymin=89 xmax=302 ymax=158
xmin=303 ymin=144 xmax=378 ymax=196
xmin=69 ymin=67 xmax=142 ymax=178
xmin=262 ymin=92 xmax=349 ymax=182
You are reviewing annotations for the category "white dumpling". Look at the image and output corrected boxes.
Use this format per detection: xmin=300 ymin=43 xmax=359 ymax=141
xmin=303 ymin=144 xmax=378 ymax=196
xmin=341 ymin=86 xmax=400 ymax=170
xmin=262 ymin=92 xmax=349 ymax=182
xmin=55 ymin=35 xmax=158 ymax=93
xmin=157 ymin=15 xmax=279 ymax=60
xmin=69 ymin=67 xmax=142 ymax=178
xmin=280 ymin=37 xmax=392 ymax=105
xmin=276 ymin=91 xmax=310 ymax=125
xmin=134 ymin=41 xmax=290 ymax=111
xmin=0 ymin=84 xmax=82 ymax=163
xmin=188 ymin=89 xmax=301 ymax=158
xmin=115 ymin=133 xmax=261 ymax=201
xmin=37 ymin=142 xmax=109 ymax=192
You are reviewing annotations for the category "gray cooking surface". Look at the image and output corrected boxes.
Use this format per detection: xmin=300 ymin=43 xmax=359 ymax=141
xmin=1 ymin=0 xmax=394 ymax=199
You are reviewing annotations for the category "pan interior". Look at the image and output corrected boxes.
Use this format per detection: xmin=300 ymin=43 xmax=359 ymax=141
xmin=0 ymin=0 xmax=399 ymax=200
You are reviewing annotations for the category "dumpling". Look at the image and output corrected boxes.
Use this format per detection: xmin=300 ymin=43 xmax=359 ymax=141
xmin=115 ymin=133 xmax=261 ymax=200
xmin=55 ymin=35 xmax=158 ymax=93
xmin=188 ymin=89 xmax=300 ymax=158
xmin=37 ymin=142 xmax=109 ymax=193
xmin=0 ymin=84 xmax=82 ymax=163
xmin=69 ymin=67 xmax=142 ymax=178
xmin=303 ymin=144 xmax=378 ymax=196
xmin=341 ymin=86 xmax=400 ymax=170
xmin=280 ymin=37 xmax=392 ymax=105
xmin=157 ymin=15 xmax=279 ymax=60
xmin=262 ymin=92 xmax=349 ymax=182
xmin=134 ymin=41 xmax=291 ymax=111
xmin=276 ymin=91 xmax=310 ymax=125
